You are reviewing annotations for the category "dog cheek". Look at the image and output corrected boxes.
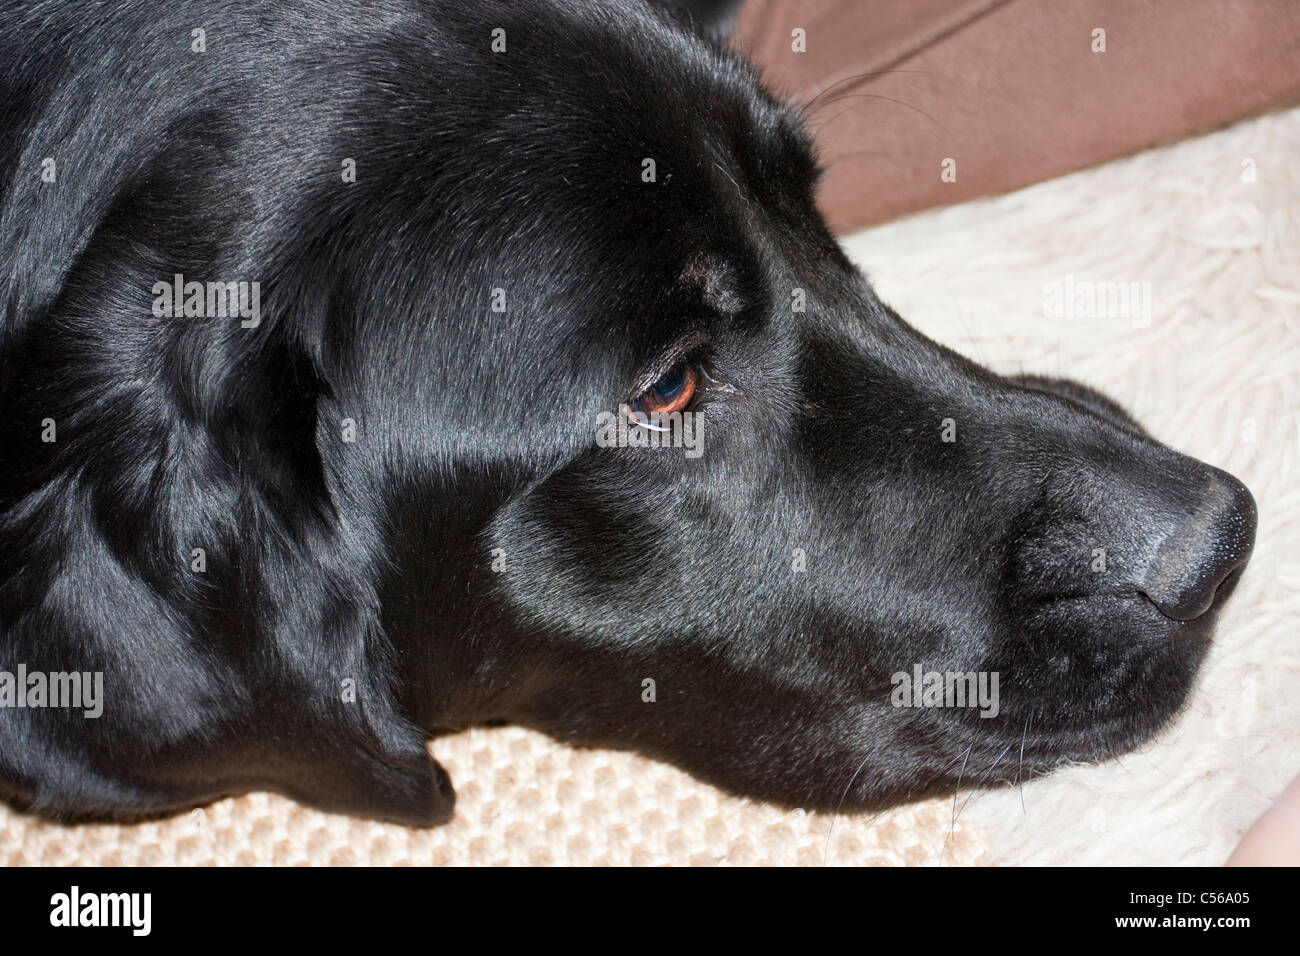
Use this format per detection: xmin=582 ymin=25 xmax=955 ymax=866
xmin=484 ymin=470 xmax=692 ymax=640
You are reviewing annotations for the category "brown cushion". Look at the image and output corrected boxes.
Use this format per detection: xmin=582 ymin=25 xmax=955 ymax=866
xmin=733 ymin=0 xmax=1300 ymax=231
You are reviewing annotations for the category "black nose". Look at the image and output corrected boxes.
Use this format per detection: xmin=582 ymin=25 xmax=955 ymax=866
xmin=1131 ymin=469 xmax=1257 ymax=621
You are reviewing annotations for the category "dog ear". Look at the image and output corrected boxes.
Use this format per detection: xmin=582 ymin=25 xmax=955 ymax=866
xmin=0 ymin=95 xmax=336 ymax=529
xmin=274 ymin=688 xmax=457 ymax=826
xmin=0 ymin=85 xmax=455 ymax=825
xmin=650 ymin=0 xmax=744 ymax=41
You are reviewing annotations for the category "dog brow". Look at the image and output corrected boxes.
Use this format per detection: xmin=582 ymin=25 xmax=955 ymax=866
xmin=678 ymin=252 xmax=747 ymax=315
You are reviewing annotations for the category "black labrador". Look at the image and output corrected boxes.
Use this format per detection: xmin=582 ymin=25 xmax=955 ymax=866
xmin=0 ymin=0 xmax=1257 ymax=825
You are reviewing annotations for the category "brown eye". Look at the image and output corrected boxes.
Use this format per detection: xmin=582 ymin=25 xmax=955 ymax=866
xmin=629 ymin=361 xmax=698 ymax=418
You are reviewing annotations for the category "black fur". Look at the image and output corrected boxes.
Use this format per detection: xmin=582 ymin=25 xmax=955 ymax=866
xmin=0 ymin=0 xmax=1256 ymax=826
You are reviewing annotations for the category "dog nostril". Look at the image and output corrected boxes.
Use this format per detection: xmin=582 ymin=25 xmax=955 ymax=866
xmin=1137 ymin=560 xmax=1246 ymax=622
xmin=1131 ymin=470 xmax=1257 ymax=622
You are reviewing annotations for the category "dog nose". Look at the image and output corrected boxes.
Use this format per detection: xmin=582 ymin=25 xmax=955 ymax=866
xmin=1131 ymin=469 xmax=1257 ymax=621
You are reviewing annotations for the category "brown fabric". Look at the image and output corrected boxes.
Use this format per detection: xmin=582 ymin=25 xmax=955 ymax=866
xmin=733 ymin=0 xmax=1300 ymax=232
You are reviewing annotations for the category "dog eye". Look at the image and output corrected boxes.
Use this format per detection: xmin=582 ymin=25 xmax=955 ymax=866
xmin=629 ymin=361 xmax=698 ymax=417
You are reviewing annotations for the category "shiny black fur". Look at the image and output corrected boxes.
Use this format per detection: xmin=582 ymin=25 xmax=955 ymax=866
xmin=0 ymin=0 xmax=1256 ymax=825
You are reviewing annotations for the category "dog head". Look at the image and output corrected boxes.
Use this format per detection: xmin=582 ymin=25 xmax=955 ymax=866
xmin=0 ymin=0 xmax=1255 ymax=823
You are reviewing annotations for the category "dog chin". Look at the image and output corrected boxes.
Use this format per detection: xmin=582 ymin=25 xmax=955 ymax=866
xmin=1005 ymin=611 xmax=1223 ymax=759
xmin=940 ymin=570 xmax=1246 ymax=783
